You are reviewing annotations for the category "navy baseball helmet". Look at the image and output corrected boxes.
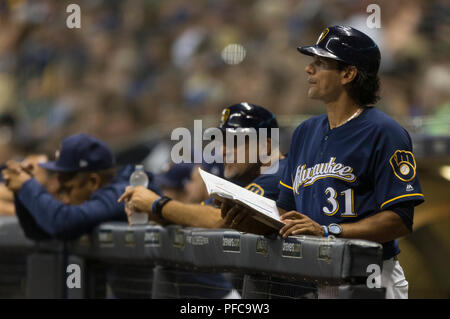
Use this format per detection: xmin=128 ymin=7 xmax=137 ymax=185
xmin=219 ymin=102 xmax=278 ymax=136
xmin=298 ymin=25 xmax=381 ymax=74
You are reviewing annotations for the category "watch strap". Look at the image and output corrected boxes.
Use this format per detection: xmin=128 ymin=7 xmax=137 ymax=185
xmin=321 ymin=225 xmax=329 ymax=237
xmin=152 ymin=196 xmax=172 ymax=220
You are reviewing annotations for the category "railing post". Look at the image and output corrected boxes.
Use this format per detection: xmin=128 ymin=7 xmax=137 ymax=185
xmin=26 ymin=252 xmax=64 ymax=298
xmin=152 ymin=265 xmax=178 ymax=299
xmin=242 ymin=274 xmax=272 ymax=299
xmin=66 ymin=255 xmax=86 ymax=299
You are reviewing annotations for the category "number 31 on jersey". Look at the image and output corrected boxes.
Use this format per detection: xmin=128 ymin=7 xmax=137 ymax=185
xmin=322 ymin=187 xmax=356 ymax=217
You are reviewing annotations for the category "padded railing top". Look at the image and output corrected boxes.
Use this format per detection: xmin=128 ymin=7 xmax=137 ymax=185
xmin=0 ymin=217 xmax=382 ymax=284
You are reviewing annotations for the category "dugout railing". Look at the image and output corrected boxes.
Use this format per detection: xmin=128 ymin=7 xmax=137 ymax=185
xmin=0 ymin=216 xmax=386 ymax=299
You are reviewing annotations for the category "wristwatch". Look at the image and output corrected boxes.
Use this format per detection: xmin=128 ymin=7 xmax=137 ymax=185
xmin=151 ymin=196 xmax=172 ymax=220
xmin=327 ymin=223 xmax=342 ymax=237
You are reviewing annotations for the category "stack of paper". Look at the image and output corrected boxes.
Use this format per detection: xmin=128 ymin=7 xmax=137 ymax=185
xmin=198 ymin=168 xmax=284 ymax=229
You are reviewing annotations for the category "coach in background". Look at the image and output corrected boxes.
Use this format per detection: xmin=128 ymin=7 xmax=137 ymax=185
xmin=119 ymin=103 xmax=291 ymax=299
xmin=119 ymin=103 xmax=286 ymax=234
xmin=185 ymin=161 xmax=224 ymax=204
xmin=154 ymin=162 xmax=194 ymax=202
xmin=276 ymin=26 xmax=424 ymax=299
xmin=155 ymin=160 xmax=223 ymax=204
xmin=2 ymin=133 xmax=160 ymax=240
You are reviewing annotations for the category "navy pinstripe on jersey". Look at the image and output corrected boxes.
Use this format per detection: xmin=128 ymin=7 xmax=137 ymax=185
xmin=277 ymin=107 xmax=424 ymax=259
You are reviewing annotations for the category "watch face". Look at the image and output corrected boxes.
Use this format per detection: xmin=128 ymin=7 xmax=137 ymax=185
xmin=329 ymin=224 xmax=341 ymax=235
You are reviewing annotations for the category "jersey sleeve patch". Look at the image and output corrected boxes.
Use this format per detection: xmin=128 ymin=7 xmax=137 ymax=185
xmin=389 ymin=150 xmax=416 ymax=182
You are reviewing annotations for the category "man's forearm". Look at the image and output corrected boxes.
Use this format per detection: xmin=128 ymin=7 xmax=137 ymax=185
xmin=161 ymin=200 xmax=225 ymax=228
xmin=0 ymin=184 xmax=14 ymax=201
xmin=13 ymin=196 xmax=52 ymax=240
xmin=340 ymin=210 xmax=411 ymax=243
xmin=0 ymin=200 xmax=15 ymax=215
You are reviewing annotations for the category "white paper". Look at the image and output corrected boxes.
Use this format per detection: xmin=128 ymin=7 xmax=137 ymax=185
xmin=198 ymin=168 xmax=284 ymax=229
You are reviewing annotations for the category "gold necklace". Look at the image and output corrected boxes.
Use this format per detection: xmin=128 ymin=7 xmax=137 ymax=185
xmin=339 ymin=107 xmax=362 ymax=127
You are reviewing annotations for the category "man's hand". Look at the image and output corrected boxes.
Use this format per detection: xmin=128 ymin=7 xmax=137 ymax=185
xmin=118 ymin=186 xmax=159 ymax=213
xmin=220 ymin=200 xmax=252 ymax=230
xmin=2 ymin=160 xmax=32 ymax=192
xmin=123 ymin=199 xmax=132 ymax=223
xmin=279 ymin=211 xmax=325 ymax=238
xmin=218 ymin=198 xmax=276 ymax=235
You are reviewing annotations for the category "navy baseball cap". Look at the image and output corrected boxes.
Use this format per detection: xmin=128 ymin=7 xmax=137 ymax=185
xmin=39 ymin=134 xmax=115 ymax=172
xmin=154 ymin=162 xmax=195 ymax=189
xmin=298 ymin=25 xmax=381 ymax=74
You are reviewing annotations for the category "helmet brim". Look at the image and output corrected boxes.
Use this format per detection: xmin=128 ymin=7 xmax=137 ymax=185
xmin=297 ymin=45 xmax=342 ymax=62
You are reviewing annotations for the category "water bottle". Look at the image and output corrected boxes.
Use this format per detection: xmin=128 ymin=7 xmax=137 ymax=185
xmin=128 ymin=165 xmax=149 ymax=225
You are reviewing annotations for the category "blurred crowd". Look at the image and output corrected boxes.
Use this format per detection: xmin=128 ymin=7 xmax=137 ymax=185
xmin=0 ymin=0 xmax=448 ymax=164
